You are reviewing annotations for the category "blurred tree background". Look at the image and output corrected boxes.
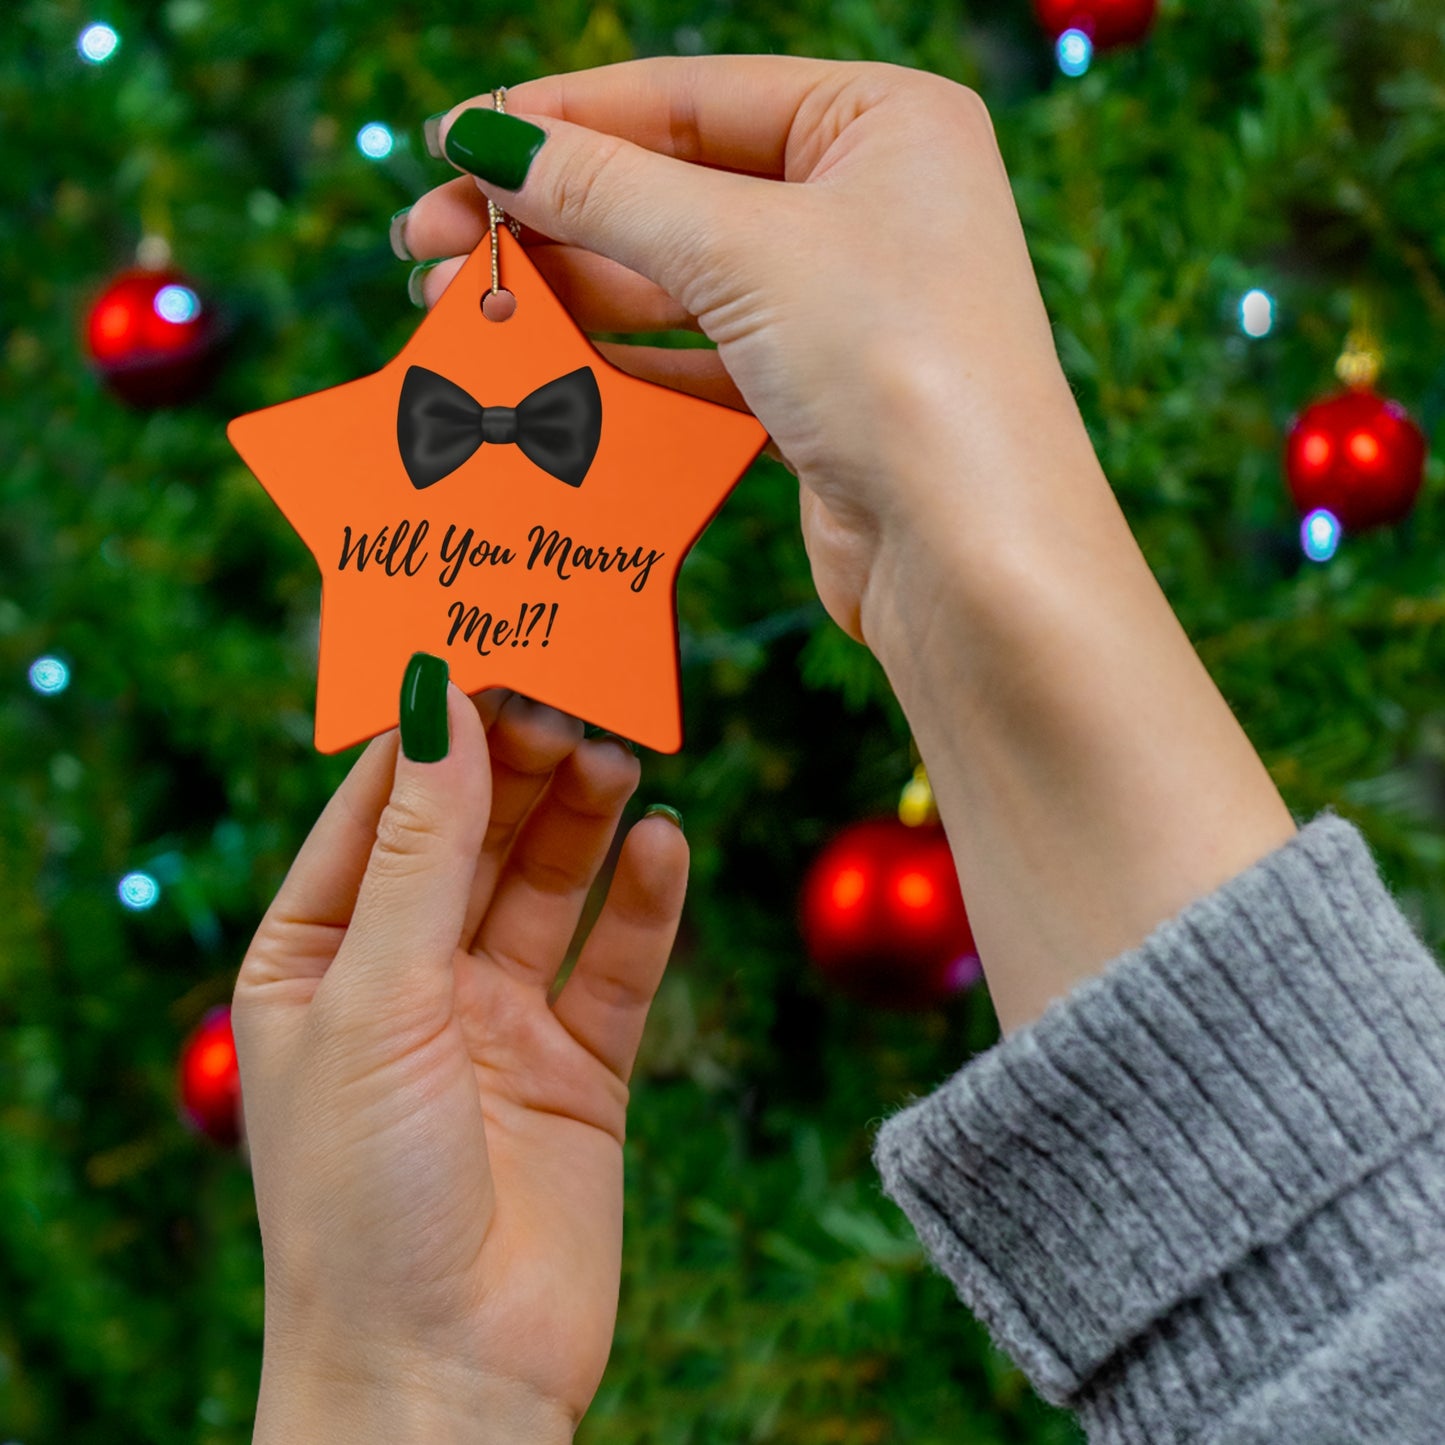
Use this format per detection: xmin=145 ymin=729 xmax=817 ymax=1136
xmin=3 ymin=0 xmax=1445 ymax=1440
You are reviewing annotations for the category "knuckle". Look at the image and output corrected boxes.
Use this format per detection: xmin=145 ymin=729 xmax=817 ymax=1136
xmin=887 ymin=64 xmax=994 ymax=127
xmin=582 ymin=966 xmax=655 ymax=1015
xmin=612 ymin=889 xmax=675 ymax=936
xmin=369 ymin=787 xmax=447 ymax=877
xmin=551 ymin=133 xmax=628 ymax=236
xmin=952 ymin=81 xmax=997 ymax=136
xmin=861 ymin=59 xmax=913 ymax=89
xmin=515 ymin=847 xmax=584 ymax=897
xmin=665 ymin=87 xmax=705 ymax=165
xmin=894 ymin=74 xmax=1001 ymax=173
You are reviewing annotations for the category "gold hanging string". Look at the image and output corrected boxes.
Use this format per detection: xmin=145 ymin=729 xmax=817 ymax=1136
xmin=486 ymin=87 xmax=523 ymax=299
xmin=1336 ymin=294 xmax=1383 ymax=390
xmin=137 ymin=176 xmax=174 ymax=269
xmin=898 ymin=763 xmax=938 ymax=827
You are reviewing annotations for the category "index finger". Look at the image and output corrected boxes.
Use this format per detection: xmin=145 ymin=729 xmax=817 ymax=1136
xmin=460 ymin=54 xmax=853 ymax=180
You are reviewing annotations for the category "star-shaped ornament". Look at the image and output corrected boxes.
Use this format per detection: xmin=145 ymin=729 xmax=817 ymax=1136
xmin=227 ymin=227 xmax=767 ymax=753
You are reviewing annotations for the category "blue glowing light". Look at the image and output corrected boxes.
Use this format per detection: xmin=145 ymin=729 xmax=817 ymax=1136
xmin=28 ymin=657 xmax=70 ymax=695
xmin=1057 ymin=28 xmax=1093 ymax=77
xmin=1240 ymin=288 xmax=1275 ymax=338
xmin=118 ymin=871 xmax=161 ymax=910
xmin=154 ymin=284 xmax=201 ymax=324
xmin=356 ymin=123 xmax=395 ymax=159
xmin=1301 ymin=508 xmax=1341 ymax=563
xmin=78 ymin=22 xmax=120 ymax=64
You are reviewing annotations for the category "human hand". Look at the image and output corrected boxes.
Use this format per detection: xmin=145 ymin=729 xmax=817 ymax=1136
xmin=233 ymin=668 xmax=687 ymax=1442
xmin=398 ymin=56 xmax=1099 ymax=648
xmin=393 ymin=55 xmax=1300 ymax=1054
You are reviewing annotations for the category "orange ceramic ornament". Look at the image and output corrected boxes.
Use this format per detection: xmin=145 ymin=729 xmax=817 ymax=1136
xmin=226 ymin=227 xmax=767 ymax=753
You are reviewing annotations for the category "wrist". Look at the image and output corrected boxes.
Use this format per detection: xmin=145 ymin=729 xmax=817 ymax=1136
xmin=254 ymin=1345 xmax=575 ymax=1445
xmin=857 ymin=357 xmax=1118 ymax=685
xmin=854 ymin=378 xmax=1295 ymax=1034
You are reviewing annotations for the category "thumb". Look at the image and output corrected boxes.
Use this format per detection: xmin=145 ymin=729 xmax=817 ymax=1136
xmin=437 ymin=102 xmax=765 ymax=317
xmin=321 ymin=653 xmax=490 ymax=1032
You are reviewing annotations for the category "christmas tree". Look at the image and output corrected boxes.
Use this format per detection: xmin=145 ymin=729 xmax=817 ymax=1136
xmin=3 ymin=1 xmax=1443 ymax=1441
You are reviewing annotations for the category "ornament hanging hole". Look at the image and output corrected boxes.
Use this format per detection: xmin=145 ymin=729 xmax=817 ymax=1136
xmin=482 ymin=289 xmax=516 ymax=323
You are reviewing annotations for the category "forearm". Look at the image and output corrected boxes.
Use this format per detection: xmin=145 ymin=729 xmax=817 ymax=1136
xmin=861 ymin=392 xmax=1297 ymax=1034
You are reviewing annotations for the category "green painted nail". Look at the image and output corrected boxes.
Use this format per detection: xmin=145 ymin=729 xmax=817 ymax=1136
xmin=407 ymin=260 xmax=441 ymax=308
xmin=423 ymin=112 xmax=447 ymax=160
xmin=400 ymin=652 xmax=449 ymax=762
xmin=389 ymin=206 xmax=413 ymax=262
xmin=644 ymin=803 xmax=683 ymax=832
xmin=443 ymin=106 xmax=546 ymax=192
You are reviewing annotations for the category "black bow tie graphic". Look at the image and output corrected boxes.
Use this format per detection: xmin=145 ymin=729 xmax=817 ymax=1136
xmin=397 ymin=365 xmax=603 ymax=491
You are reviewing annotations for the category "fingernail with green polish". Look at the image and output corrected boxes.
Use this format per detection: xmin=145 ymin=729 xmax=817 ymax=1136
xmin=644 ymin=804 xmax=683 ymax=833
xmin=423 ymin=112 xmax=447 ymax=160
xmin=389 ymin=206 xmax=413 ymax=262
xmin=400 ymin=652 xmax=450 ymax=762
xmin=407 ymin=260 xmax=441 ymax=308
xmin=443 ymin=106 xmax=547 ymax=191
xmin=596 ymin=731 xmax=637 ymax=755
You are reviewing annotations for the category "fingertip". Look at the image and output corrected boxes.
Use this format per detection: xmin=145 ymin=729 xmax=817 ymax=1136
xmin=498 ymin=691 xmax=585 ymax=749
xmin=627 ymin=806 xmax=691 ymax=888
xmin=471 ymin=686 xmax=514 ymax=730
xmin=560 ymin=734 xmax=642 ymax=815
xmin=642 ymin=803 xmax=683 ymax=833
xmin=393 ymin=676 xmax=489 ymax=804
xmin=409 ymin=254 xmax=465 ymax=309
xmin=447 ymin=680 xmax=489 ymax=761
xmin=424 ymin=110 xmax=446 ymax=160
xmin=428 ymin=99 xmax=472 ymax=163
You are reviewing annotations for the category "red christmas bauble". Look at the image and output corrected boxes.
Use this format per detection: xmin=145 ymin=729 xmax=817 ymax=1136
xmin=85 ymin=267 xmax=220 ymax=407
xmin=1033 ymin=0 xmax=1157 ymax=48
xmin=799 ymin=818 xmax=981 ymax=1011
xmin=178 ymin=1005 xmax=242 ymax=1148
xmin=1285 ymin=388 xmax=1427 ymax=533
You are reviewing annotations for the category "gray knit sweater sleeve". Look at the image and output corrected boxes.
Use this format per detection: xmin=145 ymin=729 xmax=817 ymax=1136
xmin=871 ymin=809 xmax=1445 ymax=1442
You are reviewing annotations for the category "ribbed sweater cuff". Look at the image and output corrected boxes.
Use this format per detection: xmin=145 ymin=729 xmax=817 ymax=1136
xmin=871 ymin=809 xmax=1445 ymax=1411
